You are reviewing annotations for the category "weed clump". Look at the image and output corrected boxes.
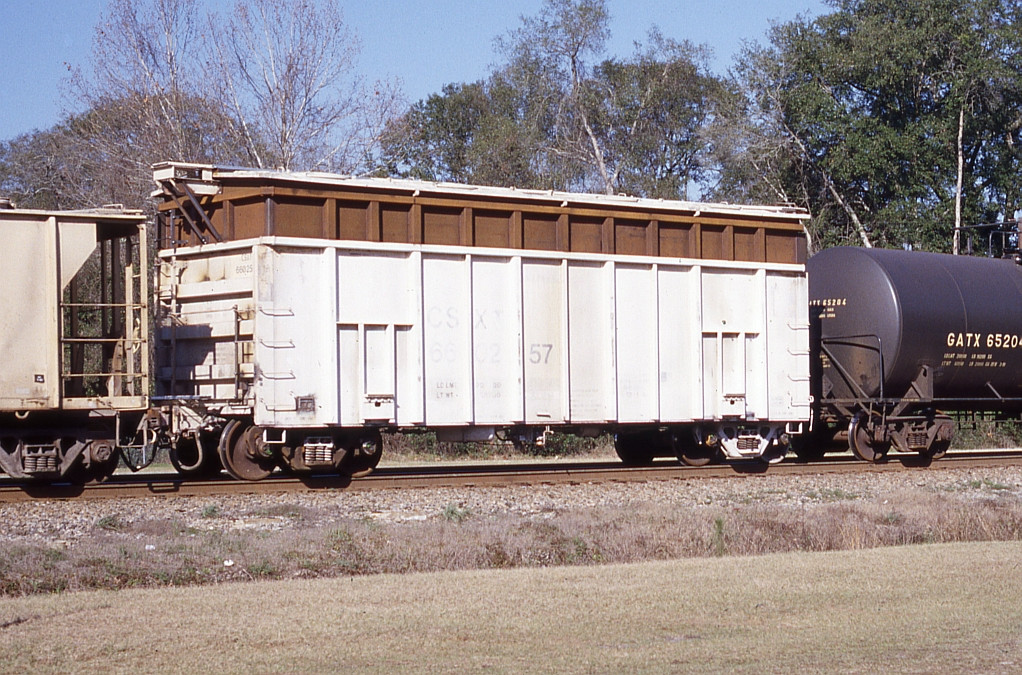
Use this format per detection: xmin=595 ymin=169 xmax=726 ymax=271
xmin=442 ymin=504 xmax=472 ymax=523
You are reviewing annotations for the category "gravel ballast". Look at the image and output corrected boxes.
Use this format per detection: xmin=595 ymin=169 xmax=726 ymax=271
xmin=2 ymin=464 xmax=1020 ymax=546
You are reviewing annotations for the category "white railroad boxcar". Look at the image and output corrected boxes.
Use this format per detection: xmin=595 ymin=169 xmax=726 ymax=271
xmin=158 ymin=236 xmax=811 ymax=479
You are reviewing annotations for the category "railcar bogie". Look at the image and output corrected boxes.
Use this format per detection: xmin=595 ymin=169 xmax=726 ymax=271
xmin=205 ymin=421 xmax=386 ymax=481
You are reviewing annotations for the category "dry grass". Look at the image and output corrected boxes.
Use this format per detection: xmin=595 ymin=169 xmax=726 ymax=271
xmin=954 ymin=419 xmax=1022 ymax=448
xmin=2 ymin=485 xmax=1021 ymax=596
xmin=0 ymin=541 xmax=1020 ymax=673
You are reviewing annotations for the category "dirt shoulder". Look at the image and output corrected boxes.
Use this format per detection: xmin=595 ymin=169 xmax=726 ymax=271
xmin=1 ymin=540 xmax=1020 ymax=674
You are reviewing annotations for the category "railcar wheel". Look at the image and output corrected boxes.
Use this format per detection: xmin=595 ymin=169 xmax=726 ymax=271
xmin=614 ymin=431 xmax=656 ymax=466
xmin=218 ymin=421 xmax=275 ymax=481
xmin=674 ymin=431 xmax=715 ymax=467
xmin=339 ymin=430 xmax=383 ymax=478
xmin=924 ymin=440 xmax=950 ymax=461
xmin=848 ymin=415 xmax=890 ymax=463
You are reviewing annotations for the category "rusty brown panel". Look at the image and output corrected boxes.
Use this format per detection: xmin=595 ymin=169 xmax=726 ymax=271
xmin=275 ymin=198 xmax=326 ymax=238
xmin=177 ymin=231 xmax=189 ymax=246
xmin=733 ymin=227 xmax=765 ymax=262
xmin=602 ymin=217 xmax=614 ymax=254
xmin=614 ymin=219 xmax=648 ymax=256
xmin=422 ymin=206 xmax=461 ymax=245
xmin=326 ymin=199 xmax=338 ymax=239
xmin=338 ymin=202 xmax=369 ymax=240
xmin=646 ymin=220 xmax=658 ymax=256
xmin=510 ymin=211 xmax=523 ymax=248
xmin=460 ymin=207 xmax=473 ymax=246
xmin=765 ymin=231 xmax=806 ymax=264
xmin=691 ymin=222 xmax=702 ymax=258
xmin=523 ymin=214 xmax=558 ymax=251
xmin=167 ymin=216 xmax=189 ymax=247
xmin=569 ymin=216 xmax=603 ymax=253
xmin=382 ymin=204 xmax=411 ymax=243
xmin=226 ymin=201 xmax=236 ymax=240
xmin=658 ymin=222 xmax=691 ymax=257
xmin=409 ymin=203 xmax=422 ymax=244
xmin=367 ymin=202 xmax=382 ymax=241
xmin=700 ymin=225 xmax=727 ymax=260
xmin=474 ymin=210 xmax=511 ymax=248
xmin=207 ymin=202 xmax=229 ymax=241
xmin=234 ymin=200 xmax=267 ymax=239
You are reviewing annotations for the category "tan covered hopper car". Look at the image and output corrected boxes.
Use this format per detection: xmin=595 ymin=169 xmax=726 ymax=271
xmin=0 ymin=203 xmax=150 ymax=481
xmin=153 ymin=162 xmax=809 ymax=265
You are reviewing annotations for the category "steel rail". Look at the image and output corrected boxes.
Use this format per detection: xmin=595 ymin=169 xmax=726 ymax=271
xmin=1 ymin=450 xmax=1020 ymax=503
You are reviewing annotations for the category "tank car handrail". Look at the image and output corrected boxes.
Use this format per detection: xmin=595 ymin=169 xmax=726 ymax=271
xmin=826 ymin=397 xmax=1022 ymax=410
xmin=986 ymin=382 xmax=1005 ymax=400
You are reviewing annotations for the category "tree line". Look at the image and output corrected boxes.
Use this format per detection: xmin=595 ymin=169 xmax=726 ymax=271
xmin=2 ymin=0 xmax=1021 ymax=254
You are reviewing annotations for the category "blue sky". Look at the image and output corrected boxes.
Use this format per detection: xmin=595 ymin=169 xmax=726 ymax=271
xmin=0 ymin=0 xmax=826 ymax=141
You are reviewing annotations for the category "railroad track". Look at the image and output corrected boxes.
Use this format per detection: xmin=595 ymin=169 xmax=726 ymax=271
xmin=1 ymin=449 xmax=1020 ymax=503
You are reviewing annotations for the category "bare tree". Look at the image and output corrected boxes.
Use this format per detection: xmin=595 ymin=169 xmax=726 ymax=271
xmin=74 ymin=0 xmax=205 ymax=160
xmin=64 ymin=0 xmax=249 ymax=208
xmin=207 ymin=0 xmax=402 ymax=173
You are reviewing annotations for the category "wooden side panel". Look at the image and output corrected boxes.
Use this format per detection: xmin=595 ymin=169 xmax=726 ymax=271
xmin=234 ymin=201 xmax=266 ymax=239
xmin=422 ymin=206 xmax=461 ymax=245
xmin=381 ymin=205 xmax=410 ymax=243
xmin=734 ymin=227 xmax=765 ymax=262
xmin=700 ymin=225 xmax=727 ymax=261
xmin=615 ymin=219 xmax=648 ymax=256
xmin=523 ymin=214 xmax=558 ymax=251
xmin=338 ymin=202 xmax=369 ymax=240
xmin=207 ymin=203 xmax=229 ymax=242
xmin=766 ymin=231 xmax=805 ymax=264
xmin=475 ymin=211 xmax=512 ymax=248
xmin=276 ymin=198 xmax=325 ymax=238
xmin=569 ymin=216 xmax=603 ymax=253
xmin=510 ymin=211 xmax=523 ymax=249
xmin=658 ymin=221 xmax=692 ymax=258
